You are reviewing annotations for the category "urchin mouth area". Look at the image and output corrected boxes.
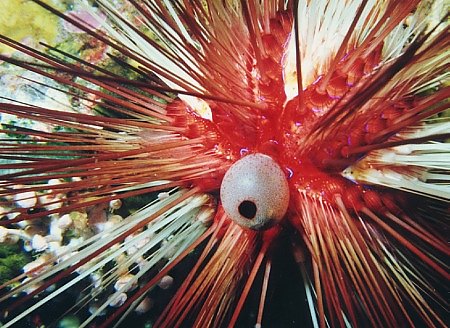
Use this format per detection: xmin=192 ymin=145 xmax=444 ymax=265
xmin=220 ymin=153 xmax=290 ymax=230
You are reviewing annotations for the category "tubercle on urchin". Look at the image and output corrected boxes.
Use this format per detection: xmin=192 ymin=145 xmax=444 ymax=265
xmin=0 ymin=1 xmax=449 ymax=328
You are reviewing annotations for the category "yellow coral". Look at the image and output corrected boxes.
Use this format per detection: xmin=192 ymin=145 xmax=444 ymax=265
xmin=0 ymin=0 xmax=60 ymax=54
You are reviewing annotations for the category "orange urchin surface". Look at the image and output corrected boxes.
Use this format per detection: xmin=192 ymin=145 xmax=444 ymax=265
xmin=0 ymin=1 xmax=449 ymax=328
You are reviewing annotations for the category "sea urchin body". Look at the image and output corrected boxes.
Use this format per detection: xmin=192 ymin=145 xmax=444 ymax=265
xmin=0 ymin=0 xmax=449 ymax=327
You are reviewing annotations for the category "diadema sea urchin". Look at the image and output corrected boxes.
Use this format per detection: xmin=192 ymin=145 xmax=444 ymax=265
xmin=0 ymin=0 xmax=449 ymax=327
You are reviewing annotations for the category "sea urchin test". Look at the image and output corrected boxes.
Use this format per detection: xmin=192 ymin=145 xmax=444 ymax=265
xmin=220 ymin=153 xmax=289 ymax=230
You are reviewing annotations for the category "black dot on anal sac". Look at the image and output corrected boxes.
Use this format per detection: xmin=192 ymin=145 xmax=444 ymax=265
xmin=238 ymin=200 xmax=257 ymax=219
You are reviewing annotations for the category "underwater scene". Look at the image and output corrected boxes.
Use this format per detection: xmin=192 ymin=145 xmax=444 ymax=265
xmin=0 ymin=1 xmax=449 ymax=327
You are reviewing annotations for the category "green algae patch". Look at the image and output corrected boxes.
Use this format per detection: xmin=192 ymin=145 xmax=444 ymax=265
xmin=0 ymin=0 xmax=61 ymax=54
xmin=0 ymin=244 xmax=30 ymax=285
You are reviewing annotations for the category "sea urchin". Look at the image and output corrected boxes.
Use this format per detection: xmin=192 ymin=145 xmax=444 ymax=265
xmin=0 ymin=0 xmax=449 ymax=327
